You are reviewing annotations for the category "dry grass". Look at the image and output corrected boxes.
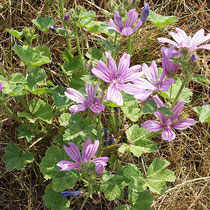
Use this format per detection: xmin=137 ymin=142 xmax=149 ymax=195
xmin=0 ymin=0 xmax=209 ymax=209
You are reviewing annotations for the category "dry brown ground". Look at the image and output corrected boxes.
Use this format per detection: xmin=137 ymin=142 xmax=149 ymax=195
xmin=0 ymin=0 xmax=209 ymax=209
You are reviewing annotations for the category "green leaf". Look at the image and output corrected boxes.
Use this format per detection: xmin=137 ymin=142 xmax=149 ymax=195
xmin=59 ymin=113 xmax=72 ymax=127
xmin=54 ymin=92 xmax=71 ymax=108
xmin=32 ymin=17 xmax=56 ymax=32
xmin=115 ymin=205 xmax=130 ymax=210
xmin=101 ymin=172 xmax=128 ymax=201
xmin=145 ymin=158 xmax=176 ymax=194
xmin=43 ymin=183 xmax=70 ymax=210
xmin=130 ymin=190 xmax=153 ymax=210
xmin=52 ymin=169 xmax=80 ymax=192
xmin=141 ymin=99 xmax=157 ymax=114
xmin=9 ymin=73 xmax=26 ymax=84
xmin=62 ymin=55 xmax=82 ymax=74
xmin=17 ymin=125 xmax=35 ymax=142
xmin=0 ymin=3 xmax=3 ymax=9
xmin=159 ymin=77 xmax=192 ymax=103
xmin=27 ymin=66 xmax=47 ymax=90
xmin=63 ymin=116 xmax=97 ymax=143
xmin=148 ymin=11 xmax=178 ymax=27
xmin=13 ymin=45 xmax=51 ymax=66
xmin=193 ymin=105 xmax=210 ymax=123
xmin=193 ymin=74 xmax=209 ymax=84
xmin=40 ymin=146 xmax=68 ymax=180
xmin=4 ymin=144 xmax=34 ymax=170
xmin=78 ymin=9 xmax=96 ymax=27
xmin=6 ymin=29 xmax=22 ymax=39
xmin=86 ymin=48 xmax=103 ymax=61
xmin=158 ymin=107 xmax=174 ymax=118
xmin=29 ymin=98 xmax=53 ymax=123
xmin=98 ymin=38 xmax=121 ymax=51
xmin=80 ymin=74 xmax=98 ymax=86
xmin=123 ymin=164 xmax=143 ymax=180
xmin=126 ymin=125 xmax=151 ymax=143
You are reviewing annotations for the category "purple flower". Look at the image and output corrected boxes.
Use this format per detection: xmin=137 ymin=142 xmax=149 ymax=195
xmin=158 ymin=28 xmax=210 ymax=51
xmin=61 ymin=191 xmax=82 ymax=197
xmin=57 ymin=138 xmax=108 ymax=174
xmin=131 ymin=61 xmax=175 ymax=101
xmin=140 ymin=3 xmax=149 ymax=25
xmin=108 ymin=8 xmax=143 ymax=36
xmin=190 ymin=54 xmax=197 ymax=62
xmin=0 ymin=82 xmax=2 ymax=92
xmin=91 ymin=51 xmax=142 ymax=106
xmin=65 ymin=84 xmax=105 ymax=114
xmin=141 ymin=95 xmax=195 ymax=142
xmin=161 ymin=46 xmax=181 ymax=76
xmin=64 ymin=13 xmax=70 ymax=20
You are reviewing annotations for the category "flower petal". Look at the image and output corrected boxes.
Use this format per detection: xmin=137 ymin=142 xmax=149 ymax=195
xmin=107 ymin=84 xmax=123 ymax=106
xmin=65 ymin=88 xmax=86 ymax=103
xmin=93 ymin=157 xmax=109 ymax=166
xmin=125 ymin=8 xmax=138 ymax=27
xmin=85 ymin=83 xmax=96 ymax=99
xmin=157 ymin=38 xmax=178 ymax=46
xmin=92 ymin=61 xmax=112 ymax=83
xmin=56 ymin=160 xmax=81 ymax=171
xmin=141 ymin=120 xmax=163 ymax=131
xmin=170 ymin=100 xmax=184 ymax=121
xmin=159 ymin=78 xmax=175 ymax=92
xmin=91 ymin=99 xmax=105 ymax=113
xmin=190 ymin=29 xmax=205 ymax=46
xmin=114 ymin=11 xmax=124 ymax=31
xmin=105 ymin=51 xmax=117 ymax=78
xmin=161 ymin=128 xmax=176 ymax=142
xmin=82 ymin=138 xmax=91 ymax=160
xmin=117 ymin=53 xmax=131 ymax=80
xmin=133 ymin=19 xmax=143 ymax=31
xmin=83 ymin=140 xmax=99 ymax=161
xmin=69 ymin=104 xmax=87 ymax=115
xmin=134 ymin=78 xmax=156 ymax=90
xmin=64 ymin=143 xmax=82 ymax=163
xmin=171 ymin=118 xmax=195 ymax=130
xmin=134 ymin=89 xmax=154 ymax=101
xmin=121 ymin=27 xmax=134 ymax=36
xmin=142 ymin=61 xmax=158 ymax=85
xmin=108 ymin=19 xmax=121 ymax=34
xmin=197 ymin=44 xmax=210 ymax=50
xmin=95 ymin=164 xmax=105 ymax=174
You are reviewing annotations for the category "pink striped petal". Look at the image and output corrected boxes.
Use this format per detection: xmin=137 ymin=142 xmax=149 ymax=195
xmin=117 ymin=53 xmax=131 ymax=79
xmin=69 ymin=104 xmax=87 ymax=114
xmin=105 ymin=51 xmax=117 ymax=78
xmin=64 ymin=143 xmax=82 ymax=163
xmin=114 ymin=11 xmax=124 ymax=31
xmin=134 ymin=78 xmax=156 ymax=90
xmin=171 ymin=118 xmax=195 ymax=130
xmin=107 ymin=84 xmax=123 ymax=106
xmin=141 ymin=120 xmax=163 ymax=131
xmin=170 ymin=100 xmax=184 ymax=121
xmin=93 ymin=157 xmax=109 ymax=166
xmin=133 ymin=19 xmax=143 ymax=31
xmin=142 ymin=61 xmax=158 ymax=84
xmin=85 ymin=83 xmax=96 ymax=99
xmin=83 ymin=140 xmax=99 ymax=161
xmin=197 ymin=44 xmax=210 ymax=50
xmin=157 ymin=38 xmax=178 ymax=46
xmin=159 ymin=78 xmax=175 ymax=92
xmin=91 ymin=100 xmax=105 ymax=113
xmin=65 ymin=88 xmax=86 ymax=103
xmin=121 ymin=27 xmax=134 ymax=36
xmin=95 ymin=164 xmax=105 ymax=174
xmin=108 ymin=19 xmax=121 ymax=34
xmin=82 ymin=138 xmax=92 ymax=160
xmin=190 ymin=29 xmax=205 ymax=46
xmin=134 ymin=89 xmax=154 ymax=101
xmin=161 ymin=128 xmax=176 ymax=142
xmin=56 ymin=160 xmax=81 ymax=171
xmin=176 ymin=28 xmax=188 ymax=41
xmin=152 ymin=95 xmax=164 ymax=108
xmin=125 ymin=8 xmax=138 ymax=27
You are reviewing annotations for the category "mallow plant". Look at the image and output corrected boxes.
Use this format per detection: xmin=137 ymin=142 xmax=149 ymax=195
xmin=2 ymin=1 xmax=210 ymax=210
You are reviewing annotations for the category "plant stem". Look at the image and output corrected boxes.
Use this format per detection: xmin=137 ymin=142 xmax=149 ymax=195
xmin=128 ymin=35 xmax=132 ymax=54
xmin=75 ymin=25 xmax=85 ymax=71
xmin=114 ymin=32 xmax=118 ymax=45
xmin=81 ymin=28 xmax=84 ymax=57
xmin=80 ymin=182 xmax=92 ymax=210
xmin=80 ymin=195 xmax=89 ymax=210
xmin=111 ymin=108 xmax=116 ymax=135
xmin=171 ymin=79 xmax=188 ymax=108
xmin=2 ymin=103 xmax=22 ymax=123
xmin=147 ymin=130 xmax=162 ymax=139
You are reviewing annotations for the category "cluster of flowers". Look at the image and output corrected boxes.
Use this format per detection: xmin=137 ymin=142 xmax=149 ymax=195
xmin=52 ymin=6 xmax=209 ymax=176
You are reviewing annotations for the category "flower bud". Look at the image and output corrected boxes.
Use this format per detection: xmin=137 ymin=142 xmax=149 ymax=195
xmin=64 ymin=13 xmax=70 ymax=20
xmin=140 ymin=3 xmax=149 ymax=25
xmin=61 ymin=191 xmax=82 ymax=197
xmin=190 ymin=54 xmax=197 ymax=62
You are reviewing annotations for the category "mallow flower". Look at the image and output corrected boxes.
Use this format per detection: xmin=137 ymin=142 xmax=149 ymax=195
xmin=130 ymin=61 xmax=175 ymax=101
xmin=161 ymin=46 xmax=181 ymax=76
xmin=141 ymin=95 xmax=195 ymax=142
xmin=57 ymin=138 xmax=108 ymax=174
xmin=108 ymin=8 xmax=143 ymax=36
xmin=91 ymin=51 xmax=142 ymax=106
xmin=65 ymin=83 xmax=105 ymax=114
xmin=158 ymin=28 xmax=210 ymax=51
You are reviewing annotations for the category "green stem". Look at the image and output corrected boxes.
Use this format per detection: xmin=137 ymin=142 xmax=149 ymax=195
xmin=17 ymin=96 xmax=29 ymax=112
xmin=128 ymin=35 xmax=132 ymax=54
xmin=80 ymin=182 xmax=92 ymax=210
xmin=131 ymin=28 xmax=140 ymax=54
xmin=80 ymin=195 xmax=89 ymax=210
xmin=114 ymin=32 xmax=118 ymax=45
xmin=2 ymin=103 xmax=22 ymax=123
xmin=81 ymin=28 xmax=84 ymax=57
xmin=111 ymin=108 xmax=116 ymax=135
xmin=171 ymin=79 xmax=188 ymax=108
xmin=75 ymin=25 xmax=85 ymax=71
xmin=147 ymin=130 xmax=162 ymax=139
